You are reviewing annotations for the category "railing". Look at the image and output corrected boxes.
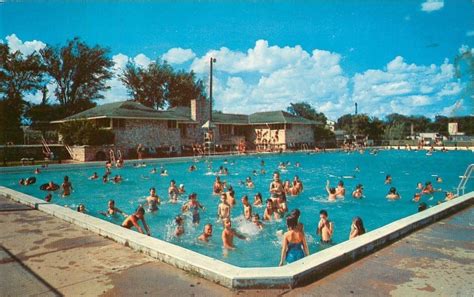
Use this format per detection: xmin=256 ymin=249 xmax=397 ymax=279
xmin=457 ymin=163 xmax=474 ymax=196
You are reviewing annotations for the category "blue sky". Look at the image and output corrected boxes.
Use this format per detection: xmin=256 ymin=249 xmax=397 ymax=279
xmin=1 ymin=0 xmax=473 ymax=119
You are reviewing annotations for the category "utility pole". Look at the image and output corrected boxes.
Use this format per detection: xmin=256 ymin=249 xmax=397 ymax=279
xmin=209 ymin=57 xmax=216 ymax=122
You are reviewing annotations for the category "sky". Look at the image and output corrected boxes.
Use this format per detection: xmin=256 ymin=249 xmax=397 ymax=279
xmin=1 ymin=0 xmax=473 ymax=120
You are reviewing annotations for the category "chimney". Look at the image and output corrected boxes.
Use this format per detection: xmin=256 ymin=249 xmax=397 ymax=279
xmin=191 ymin=99 xmax=198 ymax=121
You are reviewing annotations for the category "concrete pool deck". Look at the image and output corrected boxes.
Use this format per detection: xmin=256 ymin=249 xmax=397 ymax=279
xmin=0 ymin=195 xmax=473 ymax=296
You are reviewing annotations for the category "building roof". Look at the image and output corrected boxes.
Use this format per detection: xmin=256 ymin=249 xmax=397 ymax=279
xmin=54 ymin=100 xmax=320 ymax=125
xmin=52 ymin=101 xmax=190 ymax=123
xmin=248 ymin=111 xmax=318 ymax=125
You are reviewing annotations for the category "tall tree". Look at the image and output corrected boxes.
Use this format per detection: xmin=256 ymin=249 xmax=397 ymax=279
xmin=454 ymin=46 xmax=474 ymax=111
xmin=287 ymin=102 xmax=327 ymax=125
xmin=40 ymin=37 xmax=113 ymax=115
xmin=120 ymin=60 xmax=206 ymax=109
xmin=0 ymin=43 xmax=43 ymax=143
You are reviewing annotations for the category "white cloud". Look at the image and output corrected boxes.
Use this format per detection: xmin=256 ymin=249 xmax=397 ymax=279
xmin=133 ymin=53 xmax=152 ymax=68
xmin=467 ymin=31 xmax=474 ymax=37
xmin=421 ymin=0 xmax=444 ymax=12
xmin=162 ymin=48 xmax=196 ymax=64
xmin=112 ymin=53 xmax=129 ymax=70
xmin=5 ymin=34 xmax=46 ymax=55
xmin=352 ymin=56 xmax=461 ymax=117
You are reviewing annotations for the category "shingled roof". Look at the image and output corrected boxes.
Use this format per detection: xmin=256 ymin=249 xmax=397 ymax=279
xmin=53 ymin=101 xmax=321 ymax=125
xmin=52 ymin=101 xmax=190 ymax=123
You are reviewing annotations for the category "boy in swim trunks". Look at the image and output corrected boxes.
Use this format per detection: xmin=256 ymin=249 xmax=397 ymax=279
xmin=122 ymin=206 xmax=150 ymax=236
xmin=198 ymin=223 xmax=213 ymax=242
xmin=221 ymin=218 xmax=247 ymax=249
xmin=317 ymin=210 xmax=333 ymax=243
xmin=242 ymin=195 xmax=252 ymax=220
xmin=217 ymin=193 xmax=230 ymax=221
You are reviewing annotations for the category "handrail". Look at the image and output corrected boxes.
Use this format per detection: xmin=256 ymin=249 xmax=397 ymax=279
xmin=457 ymin=163 xmax=474 ymax=196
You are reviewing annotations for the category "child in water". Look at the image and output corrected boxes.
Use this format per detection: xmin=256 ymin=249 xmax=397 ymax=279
xmin=317 ymin=210 xmax=333 ymax=244
xmin=61 ymin=176 xmax=73 ymax=197
xmin=181 ymin=193 xmax=205 ymax=225
xmin=122 ymin=206 xmax=150 ymax=236
xmin=174 ymin=216 xmax=184 ymax=237
xmin=241 ymin=195 xmax=252 ymax=220
xmin=221 ymin=218 xmax=247 ymax=249
xmin=198 ymin=224 xmax=213 ymax=242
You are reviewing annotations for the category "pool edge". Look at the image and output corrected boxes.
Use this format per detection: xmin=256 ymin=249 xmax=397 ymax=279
xmin=0 ymin=186 xmax=472 ymax=289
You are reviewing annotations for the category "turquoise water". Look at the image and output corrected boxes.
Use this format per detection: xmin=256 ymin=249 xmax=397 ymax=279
xmin=1 ymin=150 xmax=473 ymax=267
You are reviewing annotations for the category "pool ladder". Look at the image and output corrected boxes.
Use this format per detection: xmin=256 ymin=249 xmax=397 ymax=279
xmin=457 ymin=163 xmax=474 ymax=196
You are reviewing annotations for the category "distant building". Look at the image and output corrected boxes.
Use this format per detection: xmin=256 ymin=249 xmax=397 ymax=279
xmin=52 ymin=99 xmax=320 ymax=160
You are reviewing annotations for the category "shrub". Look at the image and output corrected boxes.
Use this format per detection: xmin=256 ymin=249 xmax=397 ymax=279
xmin=59 ymin=121 xmax=114 ymax=145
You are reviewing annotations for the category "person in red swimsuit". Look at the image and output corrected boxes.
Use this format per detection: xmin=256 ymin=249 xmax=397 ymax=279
xmin=122 ymin=206 xmax=150 ymax=236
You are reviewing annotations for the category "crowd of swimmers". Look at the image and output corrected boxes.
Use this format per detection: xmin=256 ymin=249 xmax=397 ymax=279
xmin=21 ymin=154 xmax=460 ymax=266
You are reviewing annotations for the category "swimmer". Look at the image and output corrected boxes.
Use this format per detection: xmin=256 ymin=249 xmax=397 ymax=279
xmin=221 ymin=218 xmax=247 ymax=249
xmin=113 ymin=175 xmax=122 ymax=183
xmin=317 ymin=210 xmax=333 ymax=243
xmin=77 ymin=204 xmax=86 ymax=213
xmin=325 ymin=180 xmax=337 ymax=201
xmin=445 ymin=192 xmax=455 ymax=201
xmin=61 ymin=176 xmax=73 ymax=197
xmin=181 ymin=193 xmax=205 ymax=225
xmin=34 ymin=168 xmax=40 ymax=174
xmin=245 ymin=177 xmax=255 ymax=188
xmin=19 ymin=176 xmax=36 ymax=186
xmin=335 ymin=180 xmax=345 ymax=198
xmin=276 ymin=195 xmax=288 ymax=216
xmin=217 ymin=193 xmax=230 ymax=221
xmin=146 ymin=187 xmax=161 ymax=212
xmin=416 ymin=182 xmax=423 ymax=191
xmin=122 ymin=206 xmax=150 ymax=236
xmin=100 ymin=199 xmax=127 ymax=217
xmin=283 ymin=180 xmax=292 ymax=195
xmin=269 ymin=171 xmax=284 ymax=199
xmin=279 ymin=215 xmax=309 ymax=266
xmin=241 ymin=195 xmax=252 ymax=220
xmin=44 ymin=181 xmax=57 ymax=191
xmin=349 ymin=217 xmax=365 ymax=239
xmin=188 ymin=164 xmax=197 ymax=172
xmin=295 ymin=161 xmax=301 ymax=167
xmin=150 ymin=168 xmax=157 ymax=174
xmin=422 ymin=181 xmax=435 ymax=195
xmin=89 ymin=172 xmax=99 ymax=180
xmin=352 ymin=184 xmax=364 ymax=199
xmin=436 ymin=176 xmax=443 ymax=183
xmin=168 ymin=180 xmax=179 ymax=202
xmin=226 ymin=186 xmax=236 ymax=207
xmin=263 ymin=199 xmax=277 ymax=221
xmin=252 ymin=214 xmax=264 ymax=229
xmin=198 ymin=224 xmax=213 ymax=242
xmin=160 ymin=169 xmax=168 ymax=176
xmin=45 ymin=193 xmax=52 ymax=202
xmin=174 ymin=216 xmax=184 ymax=237
xmin=213 ymin=176 xmax=224 ymax=195
xmin=253 ymin=192 xmax=263 ymax=206
xmin=386 ymin=187 xmax=401 ymax=200
xmin=290 ymin=209 xmax=305 ymax=233
xmin=385 ymin=175 xmax=392 ymax=185
xmin=178 ymin=184 xmax=186 ymax=194
xmin=291 ymin=176 xmax=303 ymax=195
xmin=418 ymin=202 xmax=428 ymax=212
xmin=102 ymin=175 xmax=108 ymax=183
xmin=412 ymin=193 xmax=421 ymax=202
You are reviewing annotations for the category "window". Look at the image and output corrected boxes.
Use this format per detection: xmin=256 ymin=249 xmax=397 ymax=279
xmin=96 ymin=118 xmax=111 ymax=129
xmin=167 ymin=120 xmax=177 ymax=129
xmin=112 ymin=119 xmax=126 ymax=129
xmin=269 ymin=124 xmax=284 ymax=130
xmin=219 ymin=125 xmax=232 ymax=135
xmin=179 ymin=124 xmax=187 ymax=137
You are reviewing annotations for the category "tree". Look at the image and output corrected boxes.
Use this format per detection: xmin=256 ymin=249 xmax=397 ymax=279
xmin=454 ymin=46 xmax=474 ymax=110
xmin=40 ymin=38 xmax=113 ymax=115
xmin=287 ymin=102 xmax=327 ymax=125
xmin=0 ymin=43 xmax=43 ymax=143
xmin=120 ymin=60 xmax=206 ymax=109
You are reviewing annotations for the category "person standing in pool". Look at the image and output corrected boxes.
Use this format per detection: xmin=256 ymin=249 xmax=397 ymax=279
xmin=168 ymin=180 xmax=179 ymax=202
xmin=269 ymin=171 xmax=284 ymax=200
xmin=213 ymin=176 xmax=223 ymax=195
xmin=386 ymin=187 xmax=401 ymax=200
xmin=221 ymin=218 xmax=247 ymax=249
xmin=241 ymin=195 xmax=252 ymax=220
xmin=174 ymin=216 xmax=185 ymax=237
xmin=217 ymin=193 xmax=231 ymax=221
xmin=349 ymin=217 xmax=366 ymax=239
xmin=100 ymin=199 xmax=127 ymax=217
xmin=317 ymin=210 xmax=333 ymax=243
xmin=198 ymin=224 xmax=213 ymax=242
xmin=279 ymin=214 xmax=309 ymax=266
xmin=122 ymin=206 xmax=150 ymax=236
xmin=352 ymin=184 xmax=364 ymax=199
xmin=147 ymin=187 xmax=160 ymax=212
xmin=182 ymin=193 xmax=205 ymax=225
xmin=263 ymin=199 xmax=277 ymax=221
xmin=335 ymin=180 xmax=345 ymax=198
xmin=325 ymin=180 xmax=337 ymax=201
xmin=61 ymin=176 xmax=73 ymax=197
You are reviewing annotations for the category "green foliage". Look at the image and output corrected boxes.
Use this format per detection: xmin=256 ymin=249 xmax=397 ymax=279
xmin=120 ymin=60 xmax=206 ymax=109
xmin=0 ymin=43 xmax=43 ymax=144
xmin=287 ymin=102 xmax=327 ymax=125
xmin=58 ymin=121 xmax=114 ymax=145
xmin=40 ymin=37 xmax=113 ymax=115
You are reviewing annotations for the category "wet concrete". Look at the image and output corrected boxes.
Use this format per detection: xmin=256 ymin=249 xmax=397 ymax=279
xmin=0 ymin=195 xmax=472 ymax=296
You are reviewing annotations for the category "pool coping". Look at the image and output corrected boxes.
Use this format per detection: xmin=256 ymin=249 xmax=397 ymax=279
xmin=0 ymin=186 xmax=472 ymax=289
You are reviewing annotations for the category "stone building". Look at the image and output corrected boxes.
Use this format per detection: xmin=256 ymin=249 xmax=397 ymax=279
xmin=53 ymin=99 xmax=318 ymax=161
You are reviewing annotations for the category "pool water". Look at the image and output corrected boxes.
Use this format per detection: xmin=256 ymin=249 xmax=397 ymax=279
xmin=1 ymin=150 xmax=473 ymax=267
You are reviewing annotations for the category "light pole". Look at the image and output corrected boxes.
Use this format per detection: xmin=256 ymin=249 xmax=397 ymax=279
xmin=209 ymin=57 xmax=216 ymax=122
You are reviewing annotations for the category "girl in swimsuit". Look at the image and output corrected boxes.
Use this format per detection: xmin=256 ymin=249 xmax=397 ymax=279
xmin=349 ymin=216 xmax=366 ymax=239
xmin=182 ymin=193 xmax=204 ymax=225
xmin=147 ymin=187 xmax=160 ymax=212
xmin=279 ymin=215 xmax=309 ymax=266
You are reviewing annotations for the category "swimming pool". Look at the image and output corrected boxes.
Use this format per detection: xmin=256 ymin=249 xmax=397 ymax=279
xmin=1 ymin=150 xmax=472 ymax=267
